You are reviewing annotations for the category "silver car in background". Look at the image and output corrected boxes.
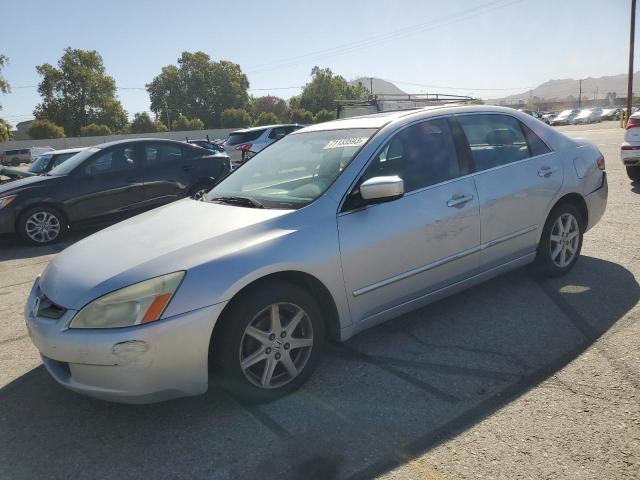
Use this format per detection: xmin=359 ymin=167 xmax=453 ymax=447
xmin=223 ymin=124 xmax=303 ymax=165
xmin=25 ymin=105 xmax=607 ymax=404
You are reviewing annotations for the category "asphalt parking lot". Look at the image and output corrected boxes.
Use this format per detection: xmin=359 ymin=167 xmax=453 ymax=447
xmin=0 ymin=121 xmax=638 ymax=480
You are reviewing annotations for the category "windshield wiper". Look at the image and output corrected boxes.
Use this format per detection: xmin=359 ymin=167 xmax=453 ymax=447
xmin=209 ymin=196 xmax=265 ymax=209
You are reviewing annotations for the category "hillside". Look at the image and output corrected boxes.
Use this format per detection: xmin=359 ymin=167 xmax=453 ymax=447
xmin=492 ymin=72 xmax=640 ymax=103
xmin=349 ymin=77 xmax=407 ymax=95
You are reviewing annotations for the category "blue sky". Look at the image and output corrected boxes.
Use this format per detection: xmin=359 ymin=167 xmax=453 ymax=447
xmin=0 ymin=0 xmax=633 ymax=125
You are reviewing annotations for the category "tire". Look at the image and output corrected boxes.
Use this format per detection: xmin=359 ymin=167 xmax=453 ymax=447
xmin=627 ymin=166 xmax=640 ymax=182
xmin=213 ymin=281 xmax=325 ymax=403
xmin=18 ymin=206 xmax=67 ymax=245
xmin=188 ymin=183 xmax=211 ymax=201
xmin=534 ymin=203 xmax=584 ymax=277
xmin=11 ymin=157 xmax=20 ymax=167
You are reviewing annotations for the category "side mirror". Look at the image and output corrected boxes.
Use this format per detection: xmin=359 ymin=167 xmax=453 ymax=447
xmin=359 ymin=176 xmax=404 ymax=203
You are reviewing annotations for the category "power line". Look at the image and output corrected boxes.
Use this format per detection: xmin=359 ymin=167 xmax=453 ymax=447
xmin=245 ymin=0 xmax=525 ymax=75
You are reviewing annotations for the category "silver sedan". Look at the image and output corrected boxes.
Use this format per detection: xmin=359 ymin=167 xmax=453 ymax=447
xmin=25 ymin=105 xmax=608 ymax=403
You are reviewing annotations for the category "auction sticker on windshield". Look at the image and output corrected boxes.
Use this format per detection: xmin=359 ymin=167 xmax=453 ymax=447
xmin=323 ymin=137 xmax=369 ymax=149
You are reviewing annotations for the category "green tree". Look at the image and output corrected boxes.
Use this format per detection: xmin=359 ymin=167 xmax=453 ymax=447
xmin=129 ymin=112 xmax=167 ymax=133
xmin=33 ymin=48 xmax=128 ymax=135
xmin=147 ymin=51 xmax=250 ymax=128
xmin=172 ymin=114 xmax=204 ymax=131
xmin=254 ymin=111 xmax=279 ymax=126
xmin=0 ymin=55 xmax=10 ymax=111
xmin=28 ymin=119 xmax=65 ymax=139
xmin=290 ymin=108 xmax=315 ymax=124
xmin=221 ymin=108 xmax=252 ymax=128
xmin=253 ymin=95 xmax=289 ymax=122
xmin=79 ymin=123 xmax=112 ymax=136
xmin=314 ymin=109 xmax=335 ymax=123
xmin=299 ymin=66 xmax=368 ymax=114
xmin=0 ymin=119 xmax=11 ymax=142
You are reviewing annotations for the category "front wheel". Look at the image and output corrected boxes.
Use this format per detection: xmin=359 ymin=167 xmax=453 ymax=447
xmin=534 ymin=203 xmax=583 ymax=277
xmin=627 ymin=166 xmax=640 ymax=182
xmin=18 ymin=206 xmax=67 ymax=245
xmin=213 ymin=282 xmax=325 ymax=403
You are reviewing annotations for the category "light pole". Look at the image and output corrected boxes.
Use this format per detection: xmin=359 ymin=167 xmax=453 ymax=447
xmin=627 ymin=0 xmax=636 ymax=121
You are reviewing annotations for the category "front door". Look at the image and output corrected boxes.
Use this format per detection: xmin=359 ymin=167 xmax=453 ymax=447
xmin=337 ymin=118 xmax=481 ymax=324
xmin=70 ymin=144 xmax=146 ymax=224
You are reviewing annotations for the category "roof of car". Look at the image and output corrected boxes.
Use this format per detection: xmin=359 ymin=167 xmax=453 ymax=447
xmin=230 ymin=124 xmax=302 ymax=133
xmin=294 ymin=104 xmax=532 ymax=133
xmin=50 ymin=147 xmax=87 ymax=155
xmin=95 ymin=138 xmax=185 ymax=149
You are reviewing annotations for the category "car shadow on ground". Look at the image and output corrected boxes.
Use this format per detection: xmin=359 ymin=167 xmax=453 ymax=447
xmin=0 ymin=256 xmax=638 ymax=480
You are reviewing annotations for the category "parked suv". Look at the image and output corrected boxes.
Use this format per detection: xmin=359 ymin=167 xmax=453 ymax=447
xmin=0 ymin=139 xmax=231 ymax=244
xmin=1 ymin=146 xmax=54 ymax=166
xmin=24 ymin=106 xmax=607 ymax=404
xmin=224 ymin=124 xmax=303 ymax=165
xmin=0 ymin=147 xmax=85 ymax=183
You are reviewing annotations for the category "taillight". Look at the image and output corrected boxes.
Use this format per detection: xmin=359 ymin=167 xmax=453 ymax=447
xmin=235 ymin=143 xmax=252 ymax=152
xmin=626 ymin=117 xmax=640 ymax=129
xmin=596 ymin=154 xmax=605 ymax=170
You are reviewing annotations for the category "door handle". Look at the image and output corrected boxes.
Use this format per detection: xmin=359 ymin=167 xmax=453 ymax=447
xmin=538 ymin=166 xmax=557 ymax=177
xmin=447 ymin=194 xmax=474 ymax=207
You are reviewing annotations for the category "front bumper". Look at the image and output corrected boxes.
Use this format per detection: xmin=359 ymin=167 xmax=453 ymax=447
xmin=25 ymin=279 xmax=228 ymax=404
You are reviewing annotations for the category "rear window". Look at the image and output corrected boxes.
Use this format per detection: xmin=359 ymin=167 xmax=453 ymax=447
xmin=227 ymin=129 xmax=266 ymax=145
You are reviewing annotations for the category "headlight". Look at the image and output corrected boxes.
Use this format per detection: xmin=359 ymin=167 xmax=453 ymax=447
xmin=69 ymin=271 xmax=185 ymax=329
xmin=0 ymin=195 xmax=16 ymax=209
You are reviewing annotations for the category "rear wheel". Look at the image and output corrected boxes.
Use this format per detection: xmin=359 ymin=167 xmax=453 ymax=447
xmin=534 ymin=203 xmax=583 ymax=277
xmin=627 ymin=166 xmax=640 ymax=182
xmin=18 ymin=206 xmax=67 ymax=245
xmin=213 ymin=281 xmax=325 ymax=403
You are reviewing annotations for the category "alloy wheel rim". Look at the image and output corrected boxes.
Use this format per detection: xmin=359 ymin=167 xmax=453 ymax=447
xmin=549 ymin=213 xmax=579 ymax=268
xmin=239 ymin=302 xmax=314 ymax=389
xmin=25 ymin=211 xmax=61 ymax=243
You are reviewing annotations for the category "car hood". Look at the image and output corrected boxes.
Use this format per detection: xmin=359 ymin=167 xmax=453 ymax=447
xmin=0 ymin=167 xmax=36 ymax=179
xmin=40 ymin=199 xmax=294 ymax=309
xmin=0 ymin=173 xmax=59 ymax=195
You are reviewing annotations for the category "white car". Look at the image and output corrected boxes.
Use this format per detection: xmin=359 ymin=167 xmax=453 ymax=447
xmin=621 ymin=112 xmax=640 ymax=181
xmin=224 ymin=124 xmax=303 ymax=165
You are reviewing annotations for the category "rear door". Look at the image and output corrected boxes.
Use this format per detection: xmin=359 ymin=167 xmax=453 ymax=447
xmin=338 ymin=118 xmax=481 ymax=324
xmin=454 ymin=113 xmax=562 ymax=267
xmin=70 ymin=144 xmax=146 ymax=223
xmin=141 ymin=142 xmax=191 ymax=206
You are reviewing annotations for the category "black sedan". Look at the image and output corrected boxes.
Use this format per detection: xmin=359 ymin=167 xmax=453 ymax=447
xmin=0 ymin=138 xmax=231 ymax=244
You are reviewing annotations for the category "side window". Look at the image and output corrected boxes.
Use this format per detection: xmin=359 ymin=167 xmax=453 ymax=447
xmin=51 ymin=153 xmax=74 ymax=167
xmin=145 ymin=144 xmax=183 ymax=165
xmin=521 ymin=122 xmax=552 ymax=156
xmin=84 ymin=147 xmax=139 ymax=176
xmin=457 ymin=114 xmax=530 ymax=171
xmin=269 ymin=127 xmax=287 ymax=140
xmin=360 ymin=118 xmax=460 ymax=193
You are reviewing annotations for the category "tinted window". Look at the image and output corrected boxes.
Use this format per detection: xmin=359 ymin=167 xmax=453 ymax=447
xmin=28 ymin=155 xmax=51 ymax=173
xmin=84 ymin=147 xmax=139 ymax=176
xmin=49 ymin=147 xmax=100 ymax=175
xmin=51 ymin=152 xmax=77 ymax=167
xmin=457 ymin=114 xmax=529 ymax=171
xmin=361 ymin=118 xmax=460 ymax=193
xmin=521 ymin=123 xmax=551 ymax=156
xmin=227 ymin=129 xmax=266 ymax=145
xmin=145 ymin=144 xmax=183 ymax=164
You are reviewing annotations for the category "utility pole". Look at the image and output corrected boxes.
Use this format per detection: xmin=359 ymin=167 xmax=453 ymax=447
xmin=370 ymin=77 xmax=373 ymax=95
xmin=578 ymin=79 xmax=582 ymax=109
xmin=627 ymin=0 xmax=636 ymax=121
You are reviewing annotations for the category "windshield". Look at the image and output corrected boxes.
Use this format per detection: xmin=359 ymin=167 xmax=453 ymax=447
xmin=28 ymin=155 xmax=52 ymax=173
xmin=49 ymin=147 xmax=100 ymax=175
xmin=209 ymin=128 xmax=376 ymax=209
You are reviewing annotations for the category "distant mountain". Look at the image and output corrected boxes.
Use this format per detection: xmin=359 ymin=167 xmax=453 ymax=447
xmin=349 ymin=77 xmax=407 ymax=96
xmin=492 ymin=72 xmax=640 ymax=103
